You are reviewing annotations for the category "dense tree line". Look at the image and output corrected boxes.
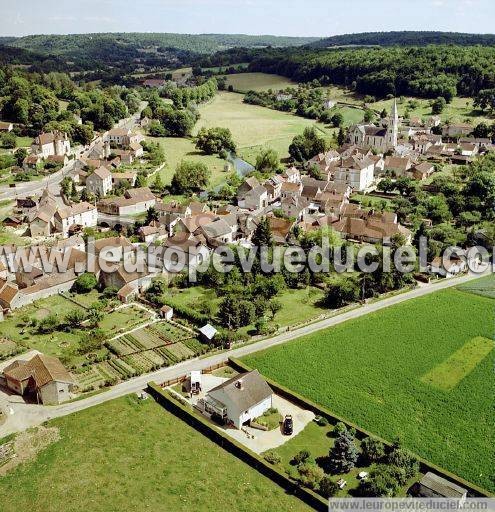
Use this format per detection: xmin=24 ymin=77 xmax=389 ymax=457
xmin=0 ymin=66 xmax=140 ymax=134
xmin=245 ymin=46 xmax=495 ymax=100
xmin=166 ymin=78 xmax=218 ymax=108
xmin=308 ymin=31 xmax=495 ymax=48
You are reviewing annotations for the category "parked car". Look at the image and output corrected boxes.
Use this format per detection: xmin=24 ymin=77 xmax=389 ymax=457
xmin=282 ymin=414 xmax=293 ymax=435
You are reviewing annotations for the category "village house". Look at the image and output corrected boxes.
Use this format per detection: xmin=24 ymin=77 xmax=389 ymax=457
xmin=22 ymin=154 xmax=42 ymax=172
xmin=105 ymin=128 xmax=141 ymax=147
xmin=383 ymin=156 xmax=415 ymax=177
xmin=28 ymin=189 xmax=58 ymax=237
xmin=281 ymin=181 xmax=303 ymax=201
xmin=156 ymin=234 xmax=210 ymax=272
xmin=112 ymin=172 xmax=137 ymax=188
xmin=156 ymin=201 xmax=193 ymax=235
xmin=201 ymin=217 xmax=235 ymax=245
xmin=239 ymin=184 xmax=268 ymax=210
xmin=428 ymin=255 xmax=467 ymax=278
xmin=137 ymin=224 xmax=167 ymax=244
xmin=442 ymin=123 xmax=473 ymax=138
xmin=412 ymin=162 xmax=435 ymax=181
xmin=264 ymin=175 xmax=285 ymax=202
xmin=282 ymin=166 xmax=302 ymax=184
xmin=86 ymin=166 xmax=113 ymax=197
xmin=100 ymin=264 xmax=153 ymax=301
xmin=201 ymin=370 xmax=273 ymax=429
xmin=31 ymin=131 xmax=71 ymax=158
xmin=323 ymin=204 xmax=412 ymax=245
xmin=333 ymin=155 xmax=375 ymax=191
xmin=53 ymin=202 xmax=98 ymax=237
xmin=97 ymin=187 xmax=156 ymax=216
xmin=1 ymin=354 xmax=74 ymax=405
xmin=93 ymin=236 xmax=134 ymax=266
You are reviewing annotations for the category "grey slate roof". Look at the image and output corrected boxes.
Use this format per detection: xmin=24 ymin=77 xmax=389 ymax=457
xmin=208 ymin=370 xmax=272 ymax=411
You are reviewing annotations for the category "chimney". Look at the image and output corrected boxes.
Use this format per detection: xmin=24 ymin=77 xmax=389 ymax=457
xmin=235 ymin=380 xmax=243 ymax=390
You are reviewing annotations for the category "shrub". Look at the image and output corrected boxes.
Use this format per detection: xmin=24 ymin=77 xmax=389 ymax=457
xmin=315 ymin=416 xmax=329 ymax=427
xmin=297 ymin=463 xmax=324 ymax=490
xmin=333 ymin=421 xmax=348 ymax=436
xmin=292 ymin=450 xmax=312 ymax=466
xmin=73 ymin=272 xmax=98 ymax=293
xmin=319 ymin=476 xmax=339 ymax=498
xmin=264 ymin=450 xmax=281 ymax=465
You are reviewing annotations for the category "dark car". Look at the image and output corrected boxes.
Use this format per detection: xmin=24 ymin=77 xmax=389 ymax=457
xmin=282 ymin=414 xmax=293 ymax=435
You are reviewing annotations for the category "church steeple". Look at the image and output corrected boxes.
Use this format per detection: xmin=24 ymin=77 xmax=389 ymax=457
xmin=388 ymin=98 xmax=399 ymax=149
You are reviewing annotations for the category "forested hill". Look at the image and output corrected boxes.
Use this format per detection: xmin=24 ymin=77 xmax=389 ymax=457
xmin=247 ymin=46 xmax=495 ymax=99
xmin=7 ymin=32 xmax=320 ymax=57
xmin=308 ymin=31 xmax=495 ymax=48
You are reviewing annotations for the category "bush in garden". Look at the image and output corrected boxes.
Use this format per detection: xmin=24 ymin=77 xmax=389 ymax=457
xmin=264 ymin=450 xmax=281 ymax=465
xmin=319 ymin=476 xmax=339 ymax=498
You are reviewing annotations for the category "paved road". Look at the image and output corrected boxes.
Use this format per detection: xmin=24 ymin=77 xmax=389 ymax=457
xmin=0 ymin=103 xmax=147 ymax=202
xmin=0 ymin=269 xmax=490 ymax=438
xmin=0 ymin=160 xmax=78 ymax=201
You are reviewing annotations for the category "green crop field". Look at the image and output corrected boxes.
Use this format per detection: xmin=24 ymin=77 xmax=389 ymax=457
xmin=243 ymin=286 xmax=495 ymax=492
xmin=0 ymin=396 xmax=310 ymax=512
xmin=224 ymin=72 xmax=296 ymax=92
xmin=457 ymin=274 xmax=495 ymax=299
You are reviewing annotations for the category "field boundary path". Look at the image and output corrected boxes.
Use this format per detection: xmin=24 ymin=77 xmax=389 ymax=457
xmin=0 ymin=269 xmax=491 ymax=439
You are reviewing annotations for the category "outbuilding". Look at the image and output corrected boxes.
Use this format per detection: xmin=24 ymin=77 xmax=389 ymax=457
xmin=199 ymin=323 xmax=217 ymax=344
xmin=160 ymin=305 xmax=174 ymax=320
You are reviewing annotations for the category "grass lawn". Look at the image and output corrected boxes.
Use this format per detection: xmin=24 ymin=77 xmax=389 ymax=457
xmin=243 ymin=287 xmax=495 ymax=492
xmin=98 ymin=305 xmax=152 ymax=337
xmin=148 ymin=135 xmax=227 ymax=187
xmin=167 ymin=285 xmax=325 ymax=329
xmin=148 ymin=91 xmax=334 ymax=189
xmin=271 ymin=421 xmax=418 ymax=497
xmin=0 ymin=396 xmax=310 ymax=512
xmin=15 ymin=136 xmax=33 ymax=148
xmin=194 ymin=92 xmax=333 ymax=165
xmin=224 ymin=72 xmax=296 ymax=92
xmin=0 ymin=228 xmax=30 ymax=246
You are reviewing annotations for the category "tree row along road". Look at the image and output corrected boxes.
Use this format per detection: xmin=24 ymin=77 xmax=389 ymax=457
xmin=0 ymin=269 xmax=490 ymax=438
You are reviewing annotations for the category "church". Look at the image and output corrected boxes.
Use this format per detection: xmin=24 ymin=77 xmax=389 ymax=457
xmin=349 ymin=99 xmax=399 ymax=152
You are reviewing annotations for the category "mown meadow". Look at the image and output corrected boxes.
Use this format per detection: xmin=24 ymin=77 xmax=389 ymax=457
xmin=0 ymin=396 xmax=310 ymax=512
xmin=243 ymin=286 xmax=495 ymax=492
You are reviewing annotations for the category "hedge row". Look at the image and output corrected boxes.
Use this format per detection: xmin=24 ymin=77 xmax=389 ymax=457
xmin=229 ymin=358 xmax=491 ymax=498
xmin=147 ymin=382 xmax=328 ymax=512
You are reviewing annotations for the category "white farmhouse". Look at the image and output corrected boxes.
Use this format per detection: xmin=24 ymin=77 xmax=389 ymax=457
xmin=31 ymin=131 xmax=71 ymax=158
xmin=204 ymin=370 xmax=273 ymax=429
xmin=54 ymin=202 xmax=98 ymax=237
xmin=333 ymin=155 xmax=375 ymax=191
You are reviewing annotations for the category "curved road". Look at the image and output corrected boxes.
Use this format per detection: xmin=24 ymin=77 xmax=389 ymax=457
xmin=0 ymin=269 xmax=491 ymax=438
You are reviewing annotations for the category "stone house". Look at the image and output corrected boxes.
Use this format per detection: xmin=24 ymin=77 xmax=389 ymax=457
xmin=86 ymin=166 xmax=113 ymax=197
xmin=2 ymin=354 xmax=74 ymax=405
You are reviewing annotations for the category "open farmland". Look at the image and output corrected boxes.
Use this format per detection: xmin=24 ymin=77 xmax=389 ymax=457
xmin=243 ymin=286 xmax=495 ymax=492
xmin=194 ymin=92 xmax=333 ymax=164
xmin=0 ymin=396 xmax=310 ymax=512
xmin=150 ymin=89 xmax=333 ymax=188
xmin=224 ymin=72 xmax=296 ymax=92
